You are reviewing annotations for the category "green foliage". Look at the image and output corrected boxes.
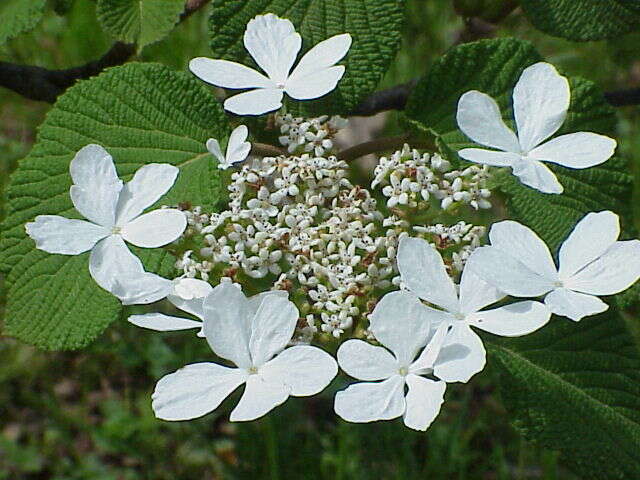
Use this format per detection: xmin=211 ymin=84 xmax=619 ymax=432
xmin=208 ymin=0 xmax=405 ymax=114
xmin=405 ymin=37 xmax=640 ymax=478
xmin=96 ymin=0 xmax=185 ymax=48
xmin=0 ymin=63 xmax=229 ymax=351
xmin=520 ymin=0 xmax=640 ymax=41
xmin=0 ymin=0 xmax=47 ymax=45
xmin=489 ymin=312 xmax=640 ymax=479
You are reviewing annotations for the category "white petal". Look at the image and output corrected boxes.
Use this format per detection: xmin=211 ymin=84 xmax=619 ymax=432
xmin=223 ymin=88 xmax=284 ymax=116
xmin=458 ymin=268 xmax=505 ymax=315
xmin=465 ymin=246 xmax=555 ymax=298
xmin=403 ymin=375 xmax=446 ymax=431
xmin=247 ymin=290 xmax=289 ymax=316
xmin=260 ymin=345 xmax=338 ymax=396
xmin=337 ymin=339 xmax=398 ymax=381
xmin=458 ymin=148 xmax=521 ymax=167
xmin=434 ymin=323 xmax=486 ymax=383
xmin=115 ymin=163 xmax=180 ymax=225
xmin=243 ymin=13 xmax=301 ymax=84
xmin=528 ymin=132 xmax=617 ymax=169
xmin=152 ymin=363 xmax=246 ymax=421
xmin=512 ymin=158 xmax=564 ymax=194
xmin=544 ymin=288 xmax=608 ymax=321
xmin=202 ymin=283 xmax=253 ymax=368
xmin=369 ymin=291 xmax=432 ymax=365
xmin=409 ymin=324 xmax=448 ymax=375
xmin=69 ymin=144 xmax=122 ymax=228
xmin=566 ymin=240 xmax=640 ymax=296
xmin=121 ymin=209 xmax=187 ymax=248
xmin=206 ymin=138 xmax=225 ymax=165
xmin=113 ymin=271 xmax=174 ymax=305
xmin=248 ymin=295 xmax=298 ymax=366
xmin=189 ymin=57 xmax=275 ymax=89
xmin=128 ymin=313 xmax=202 ymax=333
xmin=226 ymin=125 xmax=251 ymax=166
xmin=513 ymin=62 xmax=570 ymax=152
xmin=229 ymin=374 xmax=290 ymax=422
xmin=172 ymin=277 xmax=213 ymax=300
xmin=25 ymin=215 xmax=109 ymax=254
xmin=456 ymin=90 xmax=519 ymax=151
xmin=488 ymin=220 xmax=558 ymax=281
xmin=468 ymin=301 xmax=551 ymax=336
xmin=334 ymin=376 xmax=405 ymax=423
xmin=397 ymin=236 xmax=459 ymax=312
xmin=286 ymin=66 xmax=346 ymax=100
xmin=558 ymin=211 xmax=620 ymax=280
xmin=88 ymin=235 xmax=143 ymax=293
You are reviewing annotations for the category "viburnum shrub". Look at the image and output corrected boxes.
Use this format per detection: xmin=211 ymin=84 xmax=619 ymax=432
xmin=2 ymin=2 xmax=640 ymax=477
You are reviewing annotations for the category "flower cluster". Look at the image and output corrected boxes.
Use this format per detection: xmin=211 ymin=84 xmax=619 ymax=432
xmin=24 ymin=12 xmax=640 ymax=434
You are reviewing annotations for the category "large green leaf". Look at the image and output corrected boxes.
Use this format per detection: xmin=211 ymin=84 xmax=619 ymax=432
xmin=96 ymin=0 xmax=185 ymax=48
xmin=0 ymin=0 xmax=46 ymax=45
xmin=0 ymin=62 xmax=228 ymax=350
xmin=406 ymin=38 xmax=640 ymax=478
xmin=520 ymin=0 xmax=640 ymax=41
xmin=208 ymin=0 xmax=405 ymax=114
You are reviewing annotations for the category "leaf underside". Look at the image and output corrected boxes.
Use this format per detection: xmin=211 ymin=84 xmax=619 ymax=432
xmin=0 ymin=62 xmax=228 ymax=350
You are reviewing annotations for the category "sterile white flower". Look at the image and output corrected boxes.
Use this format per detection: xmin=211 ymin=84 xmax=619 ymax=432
xmin=189 ymin=13 xmax=352 ymax=115
xmin=456 ymin=62 xmax=617 ymax=194
xmin=466 ymin=211 xmax=640 ymax=321
xmin=207 ymin=125 xmax=251 ymax=170
xmin=25 ymin=144 xmax=187 ymax=304
xmin=128 ymin=280 xmax=287 ymax=338
xmin=397 ymin=237 xmax=551 ymax=382
xmin=334 ymin=291 xmax=454 ymax=431
xmin=152 ymin=283 xmax=338 ymax=422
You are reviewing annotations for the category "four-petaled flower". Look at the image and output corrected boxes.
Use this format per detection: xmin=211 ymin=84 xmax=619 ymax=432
xmin=467 ymin=211 xmax=640 ymax=321
xmin=207 ymin=125 xmax=252 ymax=170
xmin=190 ymin=13 xmax=352 ymax=115
xmin=397 ymin=237 xmax=551 ymax=382
xmin=152 ymin=283 xmax=338 ymax=422
xmin=456 ymin=62 xmax=616 ymax=194
xmin=334 ymin=291 xmax=457 ymax=431
xmin=25 ymin=144 xmax=187 ymax=304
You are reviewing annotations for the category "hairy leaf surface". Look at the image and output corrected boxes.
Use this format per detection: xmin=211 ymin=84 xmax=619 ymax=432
xmin=0 ymin=63 xmax=228 ymax=350
xmin=0 ymin=0 xmax=46 ymax=45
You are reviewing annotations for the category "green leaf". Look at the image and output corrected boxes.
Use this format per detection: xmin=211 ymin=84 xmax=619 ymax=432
xmin=0 ymin=0 xmax=47 ymax=45
xmin=406 ymin=38 xmax=640 ymax=478
xmin=96 ymin=0 xmax=185 ymax=48
xmin=520 ymin=0 xmax=640 ymax=41
xmin=488 ymin=311 xmax=640 ymax=479
xmin=0 ymin=63 xmax=228 ymax=350
xmin=207 ymin=0 xmax=405 ymax=114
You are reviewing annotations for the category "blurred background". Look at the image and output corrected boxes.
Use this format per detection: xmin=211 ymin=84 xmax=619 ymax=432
xmin=1 ymin=1 xmax=638 ymax=478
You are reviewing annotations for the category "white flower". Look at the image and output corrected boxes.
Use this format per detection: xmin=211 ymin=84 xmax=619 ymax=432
xmin=25 ymin=144 xmax=186 ymax=304
xmin=207 ymin=125 xmax=251 ymax=170
xmin=397 ymin=237 xmax=551 ymax=382
xmin=456 ymin=62 xmax=617 ymax=194
xmin=152 ymin=283 xmax=337 ymax=422
xmin=334 ymin=291 xmax=454 ymax=431
xmin=189 ymin=14 xmax=352 ymax=115
xmin=466 ymin=211 xmax=640 ymax=321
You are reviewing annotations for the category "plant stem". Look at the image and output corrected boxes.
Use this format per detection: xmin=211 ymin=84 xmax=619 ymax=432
xmin=251 ymin=142 xmax=287 ymax=157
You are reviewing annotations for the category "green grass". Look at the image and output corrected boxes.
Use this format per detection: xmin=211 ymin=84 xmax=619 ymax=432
xmin=1 ymin=1 xmax=638 ymax=478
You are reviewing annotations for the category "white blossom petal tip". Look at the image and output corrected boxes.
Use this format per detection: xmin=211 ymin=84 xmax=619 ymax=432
xmin=190 ymin=14 xmax=351 ymax=115
xmin=27 ymin=143 xmax=185 ymax=305
xmin=456 ymin=61 xmax=616 ymax=194
xmin=208 ymin=125 xmax=252 ymax=170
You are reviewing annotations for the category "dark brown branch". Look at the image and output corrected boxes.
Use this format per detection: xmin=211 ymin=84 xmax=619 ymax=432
xmin=349 ymin=81 xmax=640 ymax=117
xmin=251 ymin=142 xmax=287 ymax=157
xmin=0 ymin=0 xmax=210 ymax=103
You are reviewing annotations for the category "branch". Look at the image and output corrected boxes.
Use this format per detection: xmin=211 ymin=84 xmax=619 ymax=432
xmin=350 ymin=81 xmax=640 ymax=117
xmin=251 ymin=142 xmax=287 ymax=157
xmin=0 ymin=0 xmax=210 ymax=103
